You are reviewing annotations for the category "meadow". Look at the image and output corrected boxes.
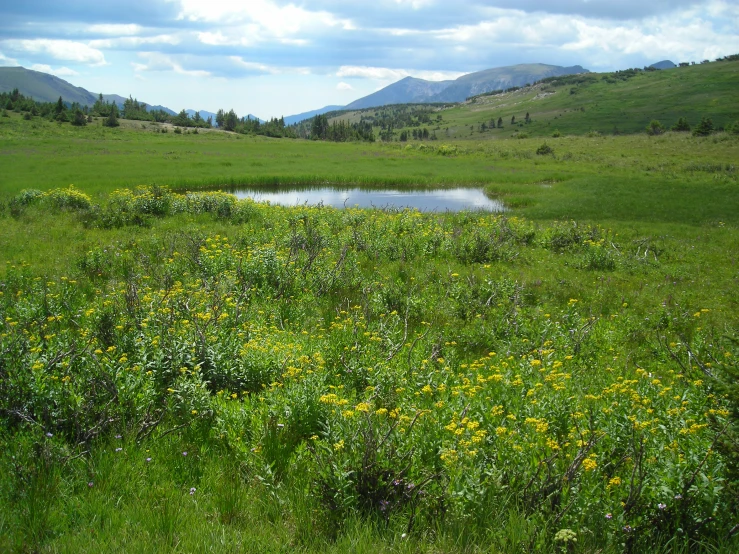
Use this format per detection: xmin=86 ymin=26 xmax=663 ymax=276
xmin=1 ymin=112 xmax=738 ymax=553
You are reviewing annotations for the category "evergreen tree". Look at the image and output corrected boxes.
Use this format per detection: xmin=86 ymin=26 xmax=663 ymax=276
xmin=497 ymin=117 xmax=503 ymax=128
xmin=55 ymin=96 xmax=65 ymax=115
xmin=104 ymin=104 xmax=120 ymax=127
xmin=71 ymin=108 xmax=87 ymax=126
xmin=511 ymin=115 xmax=516 ymax=125
xmin=671 ymin=117 xmax=691 ymax=132
xmin=692 ymin=117 xmax=714 ymax=136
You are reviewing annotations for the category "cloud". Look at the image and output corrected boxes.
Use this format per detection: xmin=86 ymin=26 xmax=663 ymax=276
xmin=336 ymin=81 xmax=354 ymax=90
xmin=337 ymin=65 xmax=465 ymax=81
xmin=0 ymin=51 xmax=19 ymax=66
xmin=89 ymin=35 xmax=181 ymax=49
xmin=132 ymin=52 xmax=210 ymax=77
xmin=87 ymin=24 xmax=144 ymax=36
xmin=30 ymin=63 xmax=79 ymax=77
xmin=2 ymin=39 xmax=106 ymax=65
xmin=177 ymin=0 xmax=354 ymax=37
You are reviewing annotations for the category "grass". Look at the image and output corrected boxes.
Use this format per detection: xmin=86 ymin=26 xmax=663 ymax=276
xmin=1 ymin=111 xmax=738 ymax=553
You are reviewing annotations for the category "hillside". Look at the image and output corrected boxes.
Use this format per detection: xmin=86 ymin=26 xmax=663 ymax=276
xmin=0 ymin=66 xmax=183 ymax=116
xmin=327 ymin=59 xmax=739 ymax=140
xmin=343 ymin=63 xmax=588 ymax=110
xmin=429 ymin=64 xmax=588 ymax=102
xmin=0 ymin=66 xmax=97 ymax=106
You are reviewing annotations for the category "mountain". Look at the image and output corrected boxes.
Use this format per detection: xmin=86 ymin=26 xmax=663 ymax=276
xmin=284 ymin=105 xmax=344 ymax=125
xmin=429 ymin=64 xmax=588 ymax=102
xmin=649 ymin=60 xmax=677 ymax=70
xmin=344 ymin=76 xmax=453 ymax=110
xmin=0 ymin=66 xmax=97 ymax=106
xmin=343 ymin=64 xmax=589 ymax=110
xmin=186 ymin=109 xmax=217 ymax=122
xmin=0 ymin=66 xmax=181 ymax=116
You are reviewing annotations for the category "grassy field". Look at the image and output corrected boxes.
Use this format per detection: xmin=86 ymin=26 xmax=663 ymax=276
xmin=1 ymin=111 xmax=739 ymax=553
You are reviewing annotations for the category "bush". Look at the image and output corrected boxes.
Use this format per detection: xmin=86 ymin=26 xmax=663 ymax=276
xmin=693 ymin=117 xmax=714 ymax=137
xmin=646 ymin=120 xmax=665 ymax=136
xmin=71 ymin=109 xmax=87 ymax=127
xmin=552 ymin=129 xmax=561 ymax=138
xmin=536 ymin=143 xmax=554 ymax=155
xmin=174 ymin=127 xmax=182 ymax=134
xmin=672 ymin=117 xmax=691 ymax=132
xmin=728 ymin=121 xmax=739 ymax=135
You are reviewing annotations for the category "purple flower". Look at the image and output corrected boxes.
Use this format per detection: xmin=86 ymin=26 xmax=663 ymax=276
xmin=88 ymin=481 xmax=94 ymax=488
xmin=189 ymin=487 xmax=196 ymax=495
xmin=146 ymin=457 xmax=152 ymax=463
xmin=674 ymin=494 xmax=683 ymax=500
xmin=605 ymin=513 xmax=613 ymax=520
xmin=182 ymin=451 xmax=188 ymax=457
xmin=658 ymin=503 xmax=666 ymax=510
xmin=46 ymin=432 xmax=53 ymax=438
xmin=623 ymin=525 xmax=633 ymax=533
xmin=115 ymin=435 xmax=122 ymax=439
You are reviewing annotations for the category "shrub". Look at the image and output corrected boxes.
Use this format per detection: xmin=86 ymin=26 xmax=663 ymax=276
xmin=552 ymin=129 xmax=561 ymax=138
xmin=693 ymin=117 xmax=714 ymax=137
xmin=727 ymin=121 xmax=739 ymax=135
xmin=536 ymin=143 xmax=554 ymax=155
xmin=646 ymin=120 xmax=665 ymax=136
xmin=71 ymin=109 xmax=87 ymax=127
xmin=672 ymin=117 xmax=691 ymax=132
xmin=174 ymin=127 xmax=182 ymax=134
xmin=516 ymin=132 xmax=529 ymax=139
xmin=41 ymin=186 xmax=93 ymax=211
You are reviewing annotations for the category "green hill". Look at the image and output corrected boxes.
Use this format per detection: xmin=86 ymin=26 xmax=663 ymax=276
xmin=328 ymin=59 xmax=739 ymax=139
xmin=0 ymin=66 xmax=97 ymax=106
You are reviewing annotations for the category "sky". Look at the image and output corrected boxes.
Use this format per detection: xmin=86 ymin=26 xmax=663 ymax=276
xmin=1 ymin=0 xmax=737 ymax=119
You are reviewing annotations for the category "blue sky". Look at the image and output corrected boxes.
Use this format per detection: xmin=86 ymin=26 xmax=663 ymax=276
xmin=1 ymin=0 xmax=737 ymax=118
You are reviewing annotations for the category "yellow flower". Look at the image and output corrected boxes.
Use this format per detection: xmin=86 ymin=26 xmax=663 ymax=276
xmin=583 ymin=457 xmax=597 ymax=472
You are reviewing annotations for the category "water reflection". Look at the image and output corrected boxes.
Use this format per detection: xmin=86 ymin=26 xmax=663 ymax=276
xmin=226 ymin=186 xmax=504 ymax=212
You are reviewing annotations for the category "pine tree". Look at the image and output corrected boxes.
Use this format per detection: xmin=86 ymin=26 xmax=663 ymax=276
xmin=71 ymin=108 xmax=87 ymax=126
xmin=104 ymin=104 xmax=120 ymax=127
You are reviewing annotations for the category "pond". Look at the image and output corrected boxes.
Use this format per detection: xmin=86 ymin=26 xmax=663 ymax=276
xmin=226 ymin=186 xmax=505 ymax=212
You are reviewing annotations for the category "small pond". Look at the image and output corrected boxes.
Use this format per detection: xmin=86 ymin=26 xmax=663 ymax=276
xmin=226 ymin=186 xmax=505 ymax=212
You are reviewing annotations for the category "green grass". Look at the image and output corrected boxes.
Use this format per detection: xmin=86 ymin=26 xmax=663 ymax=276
xmin=1 ymin=112 xmax=739 ymax=553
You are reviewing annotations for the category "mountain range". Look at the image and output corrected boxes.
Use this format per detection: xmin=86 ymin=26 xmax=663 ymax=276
xmin=342 ymin=63 xmax=589 ymax=110
xmin=3 ymin=61 xmax=682 ymax=126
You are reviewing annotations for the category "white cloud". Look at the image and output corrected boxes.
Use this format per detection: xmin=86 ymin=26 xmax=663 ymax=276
xmin=337 ymin=65 xmax=465 ymax=81
xmin=180 ymin=0 xmax=354 ymax=41
xmin=30 ymin=64 xmax=79 ymax=77
xmin=132 ymin=52 xmax=210 ymax=77
xmin=89 ymin=35 xmax=181 ymax=49
xmin=2 ymin=39 xmax=106 ymax=66
xmin=87 ymin=24 xmax=144 ymax=36
xmin=229 ymin=56 xmax=280 ymax=74
xmin=0 ymin=51 xmax=19 ymax=66
xmin=336 ymin=81 xmax=354 ymax=90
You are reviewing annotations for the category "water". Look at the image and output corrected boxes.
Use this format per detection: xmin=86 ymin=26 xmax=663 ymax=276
xmin=226 ymin=186 xmax=505 ymax=212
